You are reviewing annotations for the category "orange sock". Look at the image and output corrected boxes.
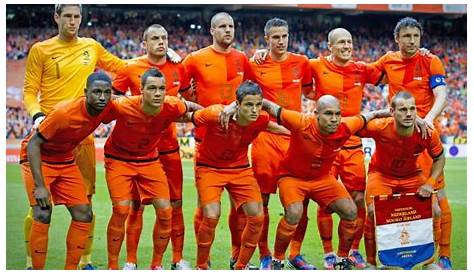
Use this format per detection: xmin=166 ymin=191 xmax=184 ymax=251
xmin=351 ymin=206 xmax=366 ymax=250
xmin=107 ymin=205 xmax=129 ymax=269
xmin=30 ymin=221 xmax=50 ymax=270
xmin=235 ymin=215 xmax=264 ymax=269
xmin=151 ymin=207 xmax=172 ymax=267
xmin=258 ymin=206 xmax=271 ymax=259
xmin=317 ymin=207 xmax=334 ymax=254
xmin=196 ymin=216 xmax=219 ymax=269
xmin=337 ymin=219 xmax=357 ymax=257
xmin=229 ymin=206 xmax=246 ymax=260
xmin=171 ymin=206 xmax=185 ymax=263
xmin=193 ymin=207 xmax=203 ymax=239
xmin=126 ymin=207 xmax=143 ymax=264
xmin=364 ymin=215 xmax=376 ymax=265
xmin=274 ymin=218 xmax=298 ymax=261
xmin=65 ymin=221 xmax=91 ymax=270
xmin=289 ymin=203 xmax=308 ymax=259
xmin=439 ymin=198 xmax=452 ymax=257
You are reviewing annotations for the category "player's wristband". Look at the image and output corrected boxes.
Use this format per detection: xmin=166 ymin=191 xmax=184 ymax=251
xmin=32 ymin=112 xmax=46 ymax=122
xmin=426 ymin=177 xmax=436 ymax=187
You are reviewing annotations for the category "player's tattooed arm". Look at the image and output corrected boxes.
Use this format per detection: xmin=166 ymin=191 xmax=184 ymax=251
xmin=262 ymin=98 xmax=282 ymax=119
xmin=183 ymin=99 xmax=203 ymax=112
xmin=219 ymin=101 xmax=238 ymax=130
xmin=266 ymin=121 xmax=290 ymax=136
xmin=361 ymin=109 xmax=391 ymax=122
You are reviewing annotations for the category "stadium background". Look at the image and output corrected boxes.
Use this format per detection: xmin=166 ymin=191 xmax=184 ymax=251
xmin=5 ymin=4 xmax=467 ymax=269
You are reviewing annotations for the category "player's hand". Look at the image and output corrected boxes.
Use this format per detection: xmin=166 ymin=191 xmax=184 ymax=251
xmin=252 ymin=49 xmax=269 ymax=65
xmin=34 ymin=186 xmax=51 ymax=209
xmin=219 ymin=102 xmax=237 ymax=130
xmin=32 ymin=112 xmax=46 ymax=129
xmin=417 ymin=183 xmax=434 ymax=198
xmin=415 ymin=116 xmax=432 ymax=139
xmin=167 ymin=48 xmax=181 ymax=63
xmin=419 ymin=47 xmax=431 ymax=56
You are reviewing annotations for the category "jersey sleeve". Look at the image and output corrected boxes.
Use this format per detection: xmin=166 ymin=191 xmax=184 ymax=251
xmin=112 ymin=65 xmax=132 ymax=94
xmin=243 ymin=57 xmax=257 ymax=82
xmin=279 ymin=108 xmax=308 ymax=132
xmin=428 ymin=129 xmax=444 ymax=159
xmin=22 ymin=44 xmax=44 ymax=117
xmin=364 ymin=62 xmax=384 ymax=85
xmin=356 ymin=118 xmax=383 ymax=138
xmin=301 ymin=57 xmax=313 ymax=88
xmin=166 ymin=96 xmax=188 ymax=118
xmin=191 ymin=105 xmax=221 ymax=127
xmin=429 ymin=56 xmax=447 ymax=89
xmin=182 ymin=53 xmax=195 ymax=78
xmin=178 ymin=64 xmax=192 ymax=93
xmin=37 ymin=108 xmax=67 ymax=141
xmin=100 ymin=99 xmax=119 ymax=124
xmin=95 ymin=40 xmax=126 ymax=74
xmin=372 ymin=52 xmax=389 ymax=73
xmin=341 ymin=115 xmax=365 ymax=135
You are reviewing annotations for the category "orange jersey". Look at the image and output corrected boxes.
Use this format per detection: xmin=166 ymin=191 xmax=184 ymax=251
xmin=278 ymin=109 xmax=365 ymax=179
xmin=359 ymin=117 xmax=444 ymax=178
xmin=373 ymin=51 xmax=446 ymax=118
xmin=249 ymin=53 xmax=312 ymax=112
xmin=21 ymin=97 xmax=116 ymax=163
xmin=192 ymin=105 xmax=270 ymax=169
xmin=104 ymin=96 xmax=187 ymax=161
xmin=183 ymin=46 xmax=253 ymax=140
xmin=112 ymin=55 xmax=190 ymax=96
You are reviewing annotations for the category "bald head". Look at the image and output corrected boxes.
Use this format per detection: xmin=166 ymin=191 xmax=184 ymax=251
xmin=210 ymin=12 xmax=233 ymax=28
xmin=328 ymin=28 xmax=352 ymax=44
xmin=316 ymin=95 xmax=340 ymax=113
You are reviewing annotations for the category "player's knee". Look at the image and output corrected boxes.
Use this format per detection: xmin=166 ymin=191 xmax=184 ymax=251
xmin=432 ymin=202 xmax=441 ymax=218
xmin=70 ymin=204 xmax=93 ymax=222
xmin=284 ymin=203 xmax=303 ymax=225
xmin=33 ymin=207 xmax=52 ymax=224
xmin=367 ymin=205 xmax=375 ymax=220
xmin=243 ymin=201 xmax=263 ymax=217
xmin=352 ymin=191 xmax=365 ymax=208
xmin=152 ymin=198 xmax=171 ymax=210
xmin=203 ymin=202 xmax=221 ymax=219
xmin=341 ymin=201 xmax=357 ymax=221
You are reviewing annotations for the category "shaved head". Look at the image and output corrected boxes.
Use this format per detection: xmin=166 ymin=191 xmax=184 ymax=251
xmin=328 ymin=28 xmax=352 ymax=44
xmin=316 ymin=95 xmax=340 ymax=113
xmin=210 ymin=12 xmax=233 ymax=28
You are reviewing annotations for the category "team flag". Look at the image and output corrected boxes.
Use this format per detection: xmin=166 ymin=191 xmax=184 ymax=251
xmin=373 ymin=193 xmax=435 ymax=269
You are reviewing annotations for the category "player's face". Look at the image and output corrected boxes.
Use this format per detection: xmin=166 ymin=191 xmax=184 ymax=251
xmin=265 ymin=26 xmax=289 ymax=56
xmin=144 ymin=27 xmax=168 ymax=58
xmin=316 ymin=106 xmax=341 ymax=135
xmin=142 ymin=76 xmax=166 ymax=108
xmin=329 ymin=33 xmax=353 ymax=63
xmin=54 ymin=6 xmax=82 ymax=39
xmin=237 ymin=94 xmax=263 ymax=123
xmin=396 ymin=26 xmax=421 ymax=57
xmin=211 ymin=16 xmax=235 ymax=47
xmin=392 ymin=97 xmax=417 ymax=128
xmin=86 ymin=80 xmax=112 ymax=113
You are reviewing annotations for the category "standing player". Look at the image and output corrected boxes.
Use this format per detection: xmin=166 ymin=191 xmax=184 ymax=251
xmin=112 ymin=24 xmax=192 ymax=270
xmin=190 ymin=81 xmax=289 ymax=270
xmin=21 ymin=72 xmax=115 ymax=269
xmin=309 ymin=28 xmax=383 ymax=269
xmin=182 ymin=12 xmax=256 ymax=268
xmin=247 ymin=17 xmax=314 ymax=270
xmin=21 ymin=4 xmax=126 ymax=270
xmin=105 ymin=68 xmax=200 ymax=270
xmin=359 ymin=92 xmax=445 ymax=269
xmin=259 ymin=95 xmax=389 ymax=270
xmin=373 ymin=17 xmax=451 ymax=269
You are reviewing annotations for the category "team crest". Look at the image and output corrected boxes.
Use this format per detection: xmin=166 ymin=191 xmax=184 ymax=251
xmin=83 ymin=50 xmax=91 ymax=65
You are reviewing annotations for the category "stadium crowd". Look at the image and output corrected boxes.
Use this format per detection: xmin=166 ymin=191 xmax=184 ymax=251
xmin=6 ymin=6 xmax=466 ymax=141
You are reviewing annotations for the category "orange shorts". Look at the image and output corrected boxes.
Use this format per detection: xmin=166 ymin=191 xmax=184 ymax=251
xmin=73 ymin=141 xmax=96 ymax=195
xmin=332 ymin=147 xmax=366 ymax=192
xmin=417 ymin=149 xmax=445 ymax=190
xmin=105 ymin=157 xmax=169 ymax=205
xmin=278 ymin=174 xmax=351 ymax=209
xmin=251 ymin=132 xmax=290 ymax=194
xmin=195 ymin=166 xmax=262 ymax=208
xmin=159 ymin=149 xmax=183 ymax=200
xmin=366 ymin=171 xmax=425 ymax=206
xmin=22 ymin=162 xmax=89 ymax=207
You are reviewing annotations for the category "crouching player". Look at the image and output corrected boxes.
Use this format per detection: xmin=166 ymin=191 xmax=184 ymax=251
xmin=21 ymin=72 xmax=115 ymax=269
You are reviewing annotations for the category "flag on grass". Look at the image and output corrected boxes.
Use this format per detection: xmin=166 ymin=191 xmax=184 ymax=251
xmin=373 ymin=193 xmax=434 ymax=269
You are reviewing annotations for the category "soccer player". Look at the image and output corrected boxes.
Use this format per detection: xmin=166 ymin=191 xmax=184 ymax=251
xmin=182 ymin=12 xmax=256 ymax=268
xmin=21 ymin=4 xmax=126 ymax=269
xmin=21 ymin=72 xmax=115 ymax=270
xmin=373 ymin=17 xmax=451 ymax=269
xmin=358 ymin=91 xmax=445 ymax=270
xmin=247 ymin=17 xmax=314 ymax=270
xmin=189 ymin=81 xmax=289 ymax=270
xmin=259 ymin=95 xmax=389 ymax=270
xmin=309 ymin=28 xmax=383 ymax=269
xmin=105 ymin=68 xmax=200 ymax=270
xmin=112 ymin=24 xmax=191 ymax=270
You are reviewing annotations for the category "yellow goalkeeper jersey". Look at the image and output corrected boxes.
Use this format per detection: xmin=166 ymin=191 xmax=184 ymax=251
xmin=23 ymin=35 xmax=126 ymax=117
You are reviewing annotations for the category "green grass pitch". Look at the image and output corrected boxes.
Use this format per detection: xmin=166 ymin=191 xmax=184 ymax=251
xmin=6 ymin=158 xmax=467 ymax=269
